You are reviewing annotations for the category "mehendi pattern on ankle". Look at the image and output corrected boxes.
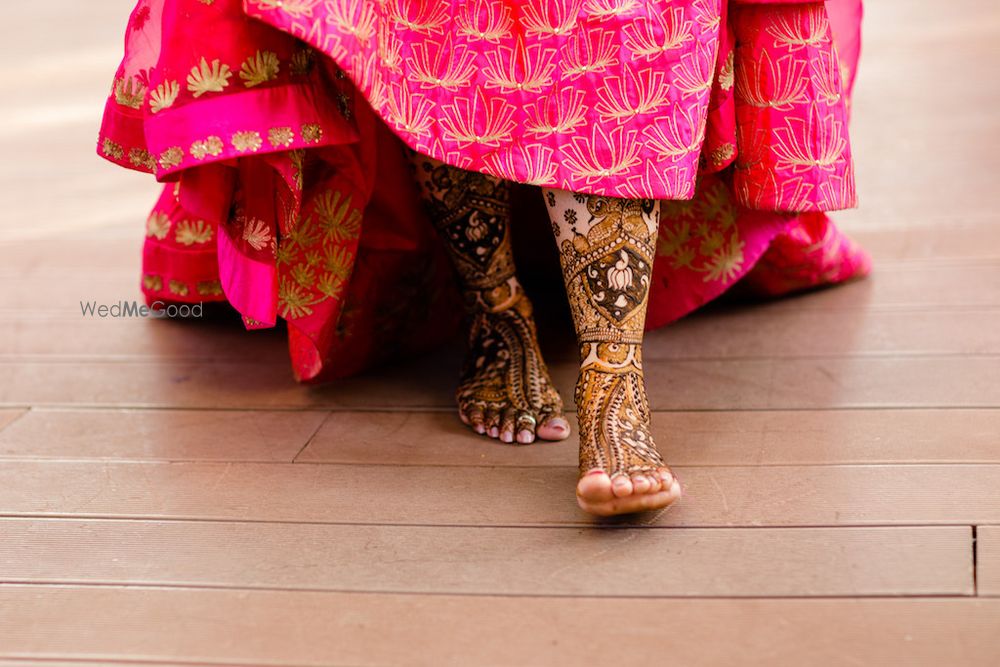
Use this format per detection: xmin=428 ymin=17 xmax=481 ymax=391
xmin=411 ymin=155 xmax=516 ymax=309
xmin=549 ymin=194 xmax=659 ymax=345
xmin=411 ymin=155 xmax=563 ymax=433
xmin=459 ymin=293 xmax=563 ymax=426
xmin=545 ymin=190 xmax=666 ymax=475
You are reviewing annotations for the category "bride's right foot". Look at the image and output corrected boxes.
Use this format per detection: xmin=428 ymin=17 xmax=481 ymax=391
xmin=457 ymin=280 xmax=569 ymax=444
xmin=407 ymin=154 xmax=570 ymax=445
xmin=574 ymin=342 xmax=681 ymax=516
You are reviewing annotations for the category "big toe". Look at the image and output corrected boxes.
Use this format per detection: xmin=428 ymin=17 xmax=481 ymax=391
xmin=576 ymin=470 xmax=615 ymax=504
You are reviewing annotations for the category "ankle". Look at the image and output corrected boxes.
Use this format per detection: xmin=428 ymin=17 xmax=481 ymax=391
xmin=463 ymin=276 xmax=530 ymax=315
xmin=578 ymin=341 xmax=642 ymax=374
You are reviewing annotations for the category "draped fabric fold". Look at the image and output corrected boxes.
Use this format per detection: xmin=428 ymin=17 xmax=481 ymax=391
xmin=98 ymin=0 xmax=869 ymax=382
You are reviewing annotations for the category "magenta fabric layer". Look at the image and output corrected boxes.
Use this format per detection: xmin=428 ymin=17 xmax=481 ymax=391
xmin=97 ymin=0 xmax=869 ymax=382
xmin=245 ymin=0 xmax=857 ymax=208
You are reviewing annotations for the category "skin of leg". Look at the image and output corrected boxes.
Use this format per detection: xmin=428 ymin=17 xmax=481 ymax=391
xmin=542 ymin=188 xmax=682 ymax=516
xmin=408 ymin=153 xmax=569 ymax=443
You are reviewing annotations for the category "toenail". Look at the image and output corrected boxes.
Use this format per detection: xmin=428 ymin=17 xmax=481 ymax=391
xmin=585 ymin=469 xmax=605 ymax=477
xmin=517 ymin=430 xmax=534 ymax=444
xmin=500 ymin=431 xmax=513 ymax=443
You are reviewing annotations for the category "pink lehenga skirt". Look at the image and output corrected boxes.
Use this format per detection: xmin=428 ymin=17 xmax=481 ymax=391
xmin=98 ymin=0 xmax=869 ymax=382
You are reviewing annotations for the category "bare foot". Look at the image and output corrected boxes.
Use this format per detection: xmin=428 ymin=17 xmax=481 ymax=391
xmin=574 ymin=343 xmax=681 ymax=516
xmin=457 ymin=282 xmax=569 ymax=444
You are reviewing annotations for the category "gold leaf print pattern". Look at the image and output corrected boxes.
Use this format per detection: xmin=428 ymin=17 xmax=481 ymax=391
xmin=190 ymin=136 xmax=224 ymax=160
xmin=387 ymin=1 xmax=449 ymax=33
xmin=231 ymin=130 xmax=263 ymax=152
xmin=129 ymin=148 xmax=155 ymax=169
xmin=718 ymin=50 xmax=734 ymax=91
xmin=197 ymin=280 xmax=224 ymax=296
xmin=242 ymin=218 xmax=273 ymax=251
xmin=268 ymin=126 xmax=295 ymax=147
xmin=175 ymin=219 xmax=214 ymax=245
xmin=524 ymin=88 xmax=588 ymax=137
xmin=595 ymin=67 xmax=670 ymax=122
xmin=562 ymin=29 xmax=620 ymax=78
xmin=482 ymin=41 xmax=557 ymax=93
xmin=146 ymin=212 xmax=170 ymax=239
xmin=439 ymin=90 xmax=517 ymax=146
xmin=101 ymin=138 xmax=124 ymax=160
xmin=142 ymin=275 xmax=163 ymax=292
xmin=251 ymin=0 xmax=320 ymax=19
xmin=767 ymin=7 xmax=829 ymax=52
xmin=289 ymin=48 xmax=315 ymax=76
xmin=658 ymin=180 xmax=745 ymax=283
xmin=326 ymin=0 xmax=377 ymax=41
xmin=186 ymin=58 xmax=233 ymax=97
xmin=301 ymin=124 xmax=323 ymax=143
xmin=315 ymin=190 xmax=362 ymax=242
xmin=278 ymin=280 xmax=316 ymax=319
xmin=158 ymin=147 xmax=184 ymax=170
xmin=623 ymin=8 xmax=694 ymax=59
xmin=168 ymin=279 xmax=189 ymax=297
xmin=239 ymin=50 xmax=280 ymax=87
xmin=149 ymin=80 xmax=180 ymax=113
xmin=584 ymin=0 xmax=640 ymax=20
xmin=456 ymin=1 xmax=513 ymax=42
xmin=114 ymin=76 xmax=145 ymax=109
xmin=520 ymin=0 xmax=583 ymax=38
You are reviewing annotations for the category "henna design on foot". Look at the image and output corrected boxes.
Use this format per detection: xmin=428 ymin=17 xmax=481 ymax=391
xmin=410 ymin=155 xmax=567 ymax=443
xmin=545 ymin=190 xmax=680 ymax=514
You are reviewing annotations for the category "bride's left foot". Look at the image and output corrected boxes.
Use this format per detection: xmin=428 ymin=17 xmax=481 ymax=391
xmin=574 ymin=343 xmax=681 ymax=516
xmin=457 ymin=281 xmax=569 ymax=444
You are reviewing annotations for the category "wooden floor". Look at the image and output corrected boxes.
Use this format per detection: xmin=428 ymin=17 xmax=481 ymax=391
xmin=2 ymin=1 xmax=1000 ymax=665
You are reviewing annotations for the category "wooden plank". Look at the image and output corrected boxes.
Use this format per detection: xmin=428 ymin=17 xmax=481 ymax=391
xmin=978 ymin=526 xmax=1000 ymax=596
xmin=0 ymin=238 xmax=140 ymax=274
xmin=3 ymin=354 xmax=1000 ymax=410
xmin=0 ymin=318 xmax=288 ymax=362
xmin=0 ymin=410 xmax=25 ymax=433
xmin=1 ymin=460 xmax=998 ymax=528
xmin=0 ymin=408 xmax=328 ymax=462
xmin=853 ymin=223 xmax=1000 ymax=262
xmin=0 ymin=358 xmax=344 ymax=410
xmin=2 ymin=587 xmax=999 ymax=667
xmin=299 ymin=408 xmax=1000 ymax=467
xmin=0 ymin=271 xmax=158 ymax=315
xmin=0 ymin=519 xmax=972 ymax=597
xmin=642 ymin=355 xmax=1000 ymax=411
xmin=738 ymin=261 xmax=1000 ymax=314
xmin=648 ymin=307 xmax=1000 ymax=359
xmin=841 ymin=0 xmax=1000 ymax=231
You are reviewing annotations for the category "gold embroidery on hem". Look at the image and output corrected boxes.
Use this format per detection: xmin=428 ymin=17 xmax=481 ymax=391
xmin=190 ymin=136 xmax=224 ymax=160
